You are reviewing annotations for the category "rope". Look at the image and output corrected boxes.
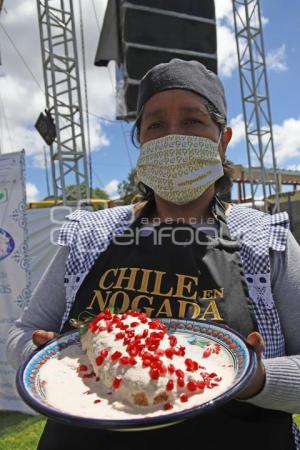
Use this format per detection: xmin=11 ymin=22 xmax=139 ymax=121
xmin=0 ymin=23 xmax=44 ymax=94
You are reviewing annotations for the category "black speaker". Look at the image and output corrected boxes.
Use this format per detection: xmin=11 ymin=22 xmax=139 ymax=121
xmin=95 ymin=0 xmax=217 ymax=119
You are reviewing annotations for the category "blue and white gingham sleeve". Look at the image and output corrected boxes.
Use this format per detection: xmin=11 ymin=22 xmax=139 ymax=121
xmin=56 ymin=210 xmax=88 ymax=247
xmin=269 ymin=211 xmax=290 ymax=251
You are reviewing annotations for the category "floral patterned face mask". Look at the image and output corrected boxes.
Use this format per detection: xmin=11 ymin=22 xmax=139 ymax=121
xmin=136 ymin=134 xmax=224 ymax=205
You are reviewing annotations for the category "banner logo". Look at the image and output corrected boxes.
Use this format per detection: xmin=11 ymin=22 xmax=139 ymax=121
xmin=0 ymin=228 xmax=15 ymax=261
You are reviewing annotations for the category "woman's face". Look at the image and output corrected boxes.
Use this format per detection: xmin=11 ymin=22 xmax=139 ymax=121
xmin=139 ymin=89 xmax=220 ymax=146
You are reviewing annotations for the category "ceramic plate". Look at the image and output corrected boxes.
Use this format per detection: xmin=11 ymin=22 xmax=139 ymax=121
xmin=17 ymin=319 xmax=256 ymax=431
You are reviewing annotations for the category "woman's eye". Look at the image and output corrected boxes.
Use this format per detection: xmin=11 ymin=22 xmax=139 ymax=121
xmin=185 ymin=118 xmax=202 ymax=125
xmin=147 ymin=122 xmax=162 ymax=130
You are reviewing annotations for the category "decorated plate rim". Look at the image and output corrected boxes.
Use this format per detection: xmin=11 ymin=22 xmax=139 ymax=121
xmin=17 ymin=319 xmax=257 ymax=430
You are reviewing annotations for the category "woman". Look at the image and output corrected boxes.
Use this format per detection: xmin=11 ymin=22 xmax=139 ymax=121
xmin=7 ymin=59 xmax=300 ymax=449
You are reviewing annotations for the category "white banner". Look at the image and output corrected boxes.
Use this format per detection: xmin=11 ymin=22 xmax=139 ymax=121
xmin=0 ymin=150 xmax=33 ymax=413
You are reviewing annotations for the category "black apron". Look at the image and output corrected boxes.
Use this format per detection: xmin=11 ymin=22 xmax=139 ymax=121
xmin=37 ymin=198 xmax=295 ymax=450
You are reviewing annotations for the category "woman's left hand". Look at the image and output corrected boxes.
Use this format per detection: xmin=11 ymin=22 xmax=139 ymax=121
xmin=236 ymin=331 xmax=266 ymax=400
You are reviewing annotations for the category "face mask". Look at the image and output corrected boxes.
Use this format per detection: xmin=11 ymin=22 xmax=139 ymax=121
xmin=136 ymin=134 xmax=224 ymax=205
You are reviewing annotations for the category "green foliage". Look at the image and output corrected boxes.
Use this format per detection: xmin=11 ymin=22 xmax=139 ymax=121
xmin=294 ymin=414 xmax=300 ymax=428
xmin=118 ymin=168 xmax=140 ymax=204
xmin=0 ymin=412 xmax=46 ymax=450
xmin=43 ymin=184 xmax=109 ymax=202
xmin=91 ymin=187 xmax=109 ymax=199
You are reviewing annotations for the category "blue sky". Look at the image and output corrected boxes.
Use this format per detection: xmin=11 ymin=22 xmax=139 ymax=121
xmin=1 ymin=0 xmax=300 ymax=201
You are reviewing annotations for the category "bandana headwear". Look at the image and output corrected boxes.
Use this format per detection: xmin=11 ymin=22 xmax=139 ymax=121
xmin=136 ymin=134 xmax=224 ymax=205
xmin=137 ymin=59 xmax=227 ymax=119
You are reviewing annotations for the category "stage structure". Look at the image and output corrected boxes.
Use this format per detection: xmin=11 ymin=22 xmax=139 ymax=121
xmin=36 ymin=0 xmax=89 ymax=205
xmin=95 ymin=0 xmax=217 ymax=119
xmin=232 ymin=0 xmax=280 ymax=212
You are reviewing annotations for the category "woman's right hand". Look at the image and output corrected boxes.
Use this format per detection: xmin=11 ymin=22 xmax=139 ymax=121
xmin=32 ymin=330 xmax=58 ymax=347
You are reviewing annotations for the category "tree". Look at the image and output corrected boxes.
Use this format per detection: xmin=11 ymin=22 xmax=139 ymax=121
xmin=118 ymin=168 xmax=141 ymax=204
xmin=43 ymin=184 xmax=109 ymax=201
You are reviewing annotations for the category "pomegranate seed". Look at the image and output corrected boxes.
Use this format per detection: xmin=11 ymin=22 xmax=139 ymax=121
xmin=151 ymin=360 xmax=162 ymax=369
xmin=130 ymin=321 xmax=139 ymax=327
xmin=185 ymin=359 xmax=198 ymax=371
xmin=175 ymin=369 xmax=184 ymax=378
xmin=100 ymin=349 xmax=108 ymax=358
xmin=164 ymin=402 xmax=173 ymax=410
xmin=120 ymin=356 xmax=130 ymax=365
xmin=159 ymin=365 xmax=167 ymax=375
xmin=168 ymin=364 xmax=175 ymax=374
xmin=129 ymin=357 xmax=137 ymax=365
xmin=180 ymin=393 xmax=188 ymax=403
xmin=143 ymin=359 xmax=152 ymax=367
xmin=187 ymin=380 xmax=197 ymax=392
xmin=126 ymin=330 xmax=135 ymax=338
xmin=115 ymin=332 xmax=125 ymax=340
xmin=203 ymin=348 xmax=212 ymax=358
xmin=142 ymin=329 xmax=149 ymax=338
xmin=135 ymin=343 xmax=145 ymax=353
xmin=111 ymin=351 xmax=122 ymax=362
xmin=112 ymin=376 xmax=122 ymax=389
xmin=77 ymin=364 xmax=88 ymax=372
xmin=169 ymin=335 xmax=177 ymax=347
xmin=149 ymin=320 xmax=160 ymax=329
xmin=166 ymin=380 xmax=174 ymax=391
xmin=177 ymin=378 xmax=185 ymax=388
xmin=128 ymin=347 xmax=139 ymax=357
xmin=150 ymin=368 xmax=160 ymax=380
xmin=83 ymin=372 xmax=96 ymax=378
xmin=177 ymin=346 xmax=186 ymax=356
xmin=88 ymin=323 xmax=98 ymax=333
xmin=148 ymin=344 xmax=159 ymax=352
xmin=96 ymin=355 xmax=104 ymax=366
xmin=94 ymin=399 xmax=101 ymax=404
xmin=208 ymin=372 xmax=217 ymax=378
xmin=197 ymin=381 xmax=206 ymax=390
xmin=165 ymin=348 xmax=174 ymax=359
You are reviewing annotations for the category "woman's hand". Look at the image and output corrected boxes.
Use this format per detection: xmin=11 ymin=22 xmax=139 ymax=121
xmin=32 ymin=330 xmax=58 ymax=347
xmin=236 ymin=331 xmax=266 ymax=400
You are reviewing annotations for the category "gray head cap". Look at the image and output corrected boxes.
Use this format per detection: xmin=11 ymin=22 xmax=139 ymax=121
xmin=137 ymin=58 xmax=227 ymax=120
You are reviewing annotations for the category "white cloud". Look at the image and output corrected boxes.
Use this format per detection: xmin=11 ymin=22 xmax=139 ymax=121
xmin=214 ymin=0 xmax=233 ymax=22
xmin=217 ymin=25 xmax=238 ymax=78
xmin=0 ymin=0 xmax=112 ymax=170
xmin=229 ymin=114 xmax=246 ymax=147
xmin=273 ymin=118 xmax=300 ymax=164
xmin=266 ymin=45 xmax=288 ymax=72
xmin=227 ymin=114 xmax=300 ymax=168
xmin=104 ymin=179 xmax=119 ymax=196
xmin=287 ymin=164 xmax=300 ymax=172
xmin=26 ymin=181 xmax=39 ymax=202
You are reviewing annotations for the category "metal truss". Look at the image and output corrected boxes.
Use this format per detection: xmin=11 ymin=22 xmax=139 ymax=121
xmin=232 ymin=0 xmax=280 ymax=212
xmin=37 ymin=0 xmax=89 ymax=204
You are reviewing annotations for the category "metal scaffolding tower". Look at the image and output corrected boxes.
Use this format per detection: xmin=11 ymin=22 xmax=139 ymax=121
xmin=37 ymin=0 xmax=89 ymax=205
xmin=232 ymin=0 xmax=280 ymax=212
